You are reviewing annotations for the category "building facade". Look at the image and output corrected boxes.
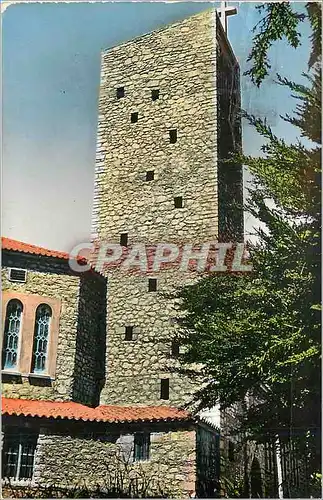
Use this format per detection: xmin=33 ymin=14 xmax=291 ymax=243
xmin=1 ymin=8 xmax=279 ymax=499
xmin=92 ymin=8 xmax=243 ymax=408
xmin=1 ymin=237 xmax=106 ymax=406
xmin=1 ymin=237 xmax=221 ymax=497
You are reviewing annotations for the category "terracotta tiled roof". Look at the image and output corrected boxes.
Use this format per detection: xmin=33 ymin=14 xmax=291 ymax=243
xmin=1 ymin=237 xmax=90 ymax=269
xmin=2 ymin=237 xmax=70 ymax=260
xmin=2 ymin=398 xmax=192 ymax=424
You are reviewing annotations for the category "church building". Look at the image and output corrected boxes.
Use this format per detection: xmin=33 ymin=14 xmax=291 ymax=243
xmin=1 ymin=7 xmax=275 ymax=498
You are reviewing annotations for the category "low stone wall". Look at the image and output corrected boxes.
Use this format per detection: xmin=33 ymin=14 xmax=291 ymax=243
xmin=31 ymin=423 xmax=196 ymax=497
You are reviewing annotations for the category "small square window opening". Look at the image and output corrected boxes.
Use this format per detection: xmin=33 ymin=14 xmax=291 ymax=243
xmin=116 ymin=87 xmax=125 ymax=99
xmin=160 ymin=378 xmax=170 ymax=400
xmin=171 ymin=340 xmax=180 ymax=357
xmin=146 ymin=171 xmax=154 ymax=181
xmin=131 ymin=112 xmax=138 ymax=123
xmin=228 ymin=441 xmax=235 ymax=462
xmin=8 ymin=268 xmax=27 ymax=283
xmin=174 ymin=197 xmax=183 ymax=209
xmin=151 ymin=89 xmax=160 ymax=101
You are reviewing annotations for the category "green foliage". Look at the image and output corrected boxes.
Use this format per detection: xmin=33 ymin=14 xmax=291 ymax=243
xmin=277 ymin=68 xmax=322 ymax=145
xmin=246 ymin=3 xmax=321 ymax=86
xmin=220 ymin=473 xmax=246 ymax=498
xmin=178 ymin=211 xmax=320 ymax=412
xmin=177 ymin=13 xmax=321 ymax=495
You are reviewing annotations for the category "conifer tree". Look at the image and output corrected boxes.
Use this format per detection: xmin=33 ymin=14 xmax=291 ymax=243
xmin=177 ymin=3 xmax=321 ymax=496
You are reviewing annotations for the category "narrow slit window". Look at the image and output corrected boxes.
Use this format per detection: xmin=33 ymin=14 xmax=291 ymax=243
xmin=169 ymin=129 xmax=177 ymax=143
xmin=131 ymin=112 xmax=138 ymax=123
xmin=160 ymin=378 xmax=170 ymax=400
xmin=116 ymin=87 xmax=125 ymax=99
xmin=2 ymin=299 xmax=23 ymax=371
xmin=31 ymin=304 xmax=52 ymax=374
xmin=120 ymin=233 xmax=128 ymax=247
xmin=151 ymin=89 xmax=160 ymax=101
xmin=146 ymin=171 xmax=154 ymax=181
xmin=125 ymin=326 xmax=134 ymax=341
xmin=174 ymin=196 xmax=183 ymax=208
xmin=148 ymin=279 xmax=157 ymax=292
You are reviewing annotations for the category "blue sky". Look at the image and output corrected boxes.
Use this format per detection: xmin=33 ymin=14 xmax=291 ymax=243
xmin=2 ymin=1 xmax=311 ymax=251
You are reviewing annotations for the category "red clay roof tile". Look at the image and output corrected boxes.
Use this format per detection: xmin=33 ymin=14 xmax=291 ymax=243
xmin=1 ymin=397 xmax=192 ymax=424
xmin=1 ymin=237 xmax=90 ymax=269
xmin=2 ymin=237 xmax=70 ymax=260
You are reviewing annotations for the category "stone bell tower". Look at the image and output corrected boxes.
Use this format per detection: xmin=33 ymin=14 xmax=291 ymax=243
xmin=92 ymin=8 xmax=242 ymax=407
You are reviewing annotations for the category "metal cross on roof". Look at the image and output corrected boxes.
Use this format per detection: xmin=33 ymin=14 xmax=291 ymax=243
xmin=217 ymin=1 xmax=237 ymax=34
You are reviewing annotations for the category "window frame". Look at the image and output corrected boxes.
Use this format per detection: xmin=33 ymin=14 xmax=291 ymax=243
xmin=31 ymin=303 xmax=52 ymax=375
xmin=2 ymin=299 xmax=24 ymax=372
xmin=8 ymin=268 xmax=27 ymax=283
xmin=2 ymin=428 xmax=38 ymax=481
xmin=133 ymin=432 xmax=150 ymax=462
xmin=1 ymin=291 xmax=61 ymax=379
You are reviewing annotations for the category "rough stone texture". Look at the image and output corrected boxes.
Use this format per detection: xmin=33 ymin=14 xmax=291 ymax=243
xmin=72 ymin=272 xmax=107 ymax=406
xmin=2 ymin=252 xmax=106 ymax=406
xmin=99 ymin=271 xmax=200 ymax=406
xmin=4 ymin=416 xmax=198 ymax=498
xmin=92 ymin=9 xmax=218 ymax=245
xmin=92 ymin=9 xmax=242 ymax=407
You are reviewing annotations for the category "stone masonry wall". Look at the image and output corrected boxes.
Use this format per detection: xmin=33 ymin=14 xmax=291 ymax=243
xmin=2 ymin=252 xmax=106 ymax=405
xmin=72 ymin=271 xmax=107 ymax=406
xmin=92 ymin=9 xmax=218 ymax=244
xmin=99 ymin=270 xmax=200 ymax=406
xmin=93 ymin=9 xmax=219 ymax=406
xmin=28 ymin=420 xmax=197 ymax=498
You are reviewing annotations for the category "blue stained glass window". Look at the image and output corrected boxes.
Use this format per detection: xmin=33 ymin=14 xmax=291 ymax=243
xmin=2 ymin=299 xmax=23 ymax=370
xmin=31 ymin=304 xmax=52 ymax=374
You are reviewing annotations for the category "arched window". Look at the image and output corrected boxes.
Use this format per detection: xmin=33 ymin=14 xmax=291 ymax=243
xmin=31 ymin=304 xmax=52 ymax=374
xmin=2 ymin=299 xmax=23 ymax=370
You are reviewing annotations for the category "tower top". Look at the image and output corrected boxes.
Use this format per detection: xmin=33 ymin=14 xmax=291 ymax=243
xmin=217 ymin=1 xmax=237 ymax=34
